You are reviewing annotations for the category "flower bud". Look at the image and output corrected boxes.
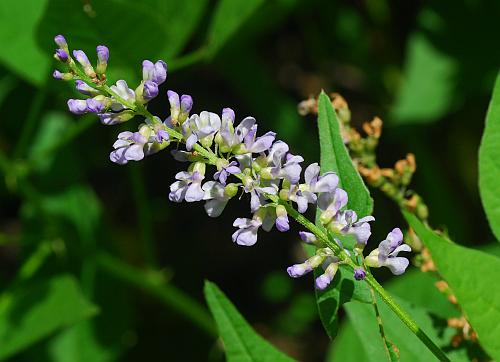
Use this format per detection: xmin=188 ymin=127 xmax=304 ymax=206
xmin=53 ymin=70 xmax=73 ymax=81
xmin=242 ymin=175 xmax=253 ymax=188
xmin=354 ymin=268 xmax=366 ymax=280
xmin=54 ymin=35 xmax=68 ymax=52
xmin=224 ymin=183 xmax=239 ymax=198
xmin=320 ymin=210 xmax=335 ymax=225
xmin=96 ymin=45 xmax=109 ymax=74
xmin=73 ymin=50 xmax=96 ymax=78
xmin=192 ymin=162 xmax=206 ymax=176
xmin=315 ymin=262 xmax=338 ymax=290
xmin=259 ymin=167 xmax=273 ymax=180
xmin=98 ymin=110 xmax=134 ymax=125
xmin=54 ymin=49 xmax=69 ymax=62
xmin=279 ymin=189 xmax=289 ymax=201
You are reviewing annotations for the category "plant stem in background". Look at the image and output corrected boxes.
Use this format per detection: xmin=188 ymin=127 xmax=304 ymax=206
xmin=95 ymin=252 xmax=217 ymax=337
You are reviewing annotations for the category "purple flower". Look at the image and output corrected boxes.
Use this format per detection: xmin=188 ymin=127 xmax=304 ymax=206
xmin=167 ymin=90 xmax=193 ymax=124
xmin=354 ymin=269 xmax=366 ymax=280
xmin=109 ymin=131 xmax=148 ymax=164
xmin=299 ymin=231 xmax=317 ymax=244
xmin=287 ymin=254 xmax=326 ymax=278
xmin=53 ymin=70 xmax=72 ymax=81
xmin=366 ymin=228 xmax=411 ymax=275
xmin=86 ymin=98 xmax=106 ymax=113
xmin=219 ymin=113 xmax=256 ymax=149
xmin=169 ymin=171 xmax=205 ymax=202
xmin=55 ymin=49 xmax=68 ymax=62
xmin=142 ymin=80 xmax=159 ymax=102
xmin=330 ymin=210 xmax=375 ymax=247
xmin=73 ymin=50 xmax=95 ymax=77
xmin=232 ymin=217 xmax=262 ymax=246
xmin=142 ymin=60 xmax=167 ymax=85
xmin=214 ymin=161 xmax=240 ymax=185
xmin=75 ymin=80 xmax=98 ymax=96
xmin=96 ymin=45 xmax=109 ymax=74
xmin=110 ymin=80 xmax=135 ymax=110
xmin=98 ymin=110 xmax=134 ymax=125
xmin=183 ymin=111 xmax=222 ymax=150
xmin=315 ymin=262 xmax=339 ymax=290
xmin=67 ymin=99 xmax=88 ymax=114
xmin=318 ymin=187 xmax=348 ymax=214
xmin=54 ymin=35 xmax=68 ymax=50
xmin=243 ymin=125 xmax=276 ymax=153
xmin=275 ymin=205 xmax=289 ymax=232
xmin=243 ymin=176 xmax=278 ymax=212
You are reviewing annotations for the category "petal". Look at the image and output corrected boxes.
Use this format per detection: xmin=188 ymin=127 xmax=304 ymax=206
xmin=304 ymin=163 xmax=320 ymax=185
xmin=235 ymin=117 xmax=256 ymax=141
xmin=299 ymin=231 xmax=317 ymax=244
xmin=124 ymin=144 xmax=144 ymax=161
xmin=232 ymin=227 xmax=258 ymax=246
xmin=109 ymin=148 xmax=128 ymax=164
xmin=386 ymin=228 xmax=404 ymax=249
xmin=185 ymin=183 xmax=204 ymax=202
xmin=204 ymin=199 xmax=227 ymax=217
xmin=314 ymin=173 xmax=339 ymax=193
xmin=384 ymin=257 xmax=410 ymax=275
xmin=185 ymin=134 xmax=198 ymax=151
xmin=249 ymin=132 xmax=276 ymax=153
xmin=275 ymin=215 xmax=289 ymax=232
xmin=287 ymin=264 xmax=312 ymax=278
xmin=392 ymin=244 xmax=412 ymax=256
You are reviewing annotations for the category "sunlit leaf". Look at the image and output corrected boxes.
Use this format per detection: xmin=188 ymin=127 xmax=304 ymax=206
xmin=337 ymin=296 xmax=467 ymax=362
xmin=206 ymin=0 xmax=265 ymax=58
xmin=204 ymin=281 xmax=295 ymax=362
xmin=0 ymin=275 xmax=98 ymax=360
xmin=317 ymin=91 xmax=373 ymax=217
xmin=405 ymin=211 xmax=500 ymax=360
xmin=479 ymin=72 xmax=500 ymax=242
xmin=392 ymin=33 xmax=458 ymax=124
xmin=41 ymin=185 xmax=102 ymax=243
xmin=0 ymin=0 xmax=50 ymax=85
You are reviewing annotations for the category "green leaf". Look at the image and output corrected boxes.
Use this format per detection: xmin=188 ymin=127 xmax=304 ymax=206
xmin=391 ymin=33 xmax=458 ymax=124
xmin=405 ymin=211 xmax=500 ymax=360
xmin=316 ymin=265 xmax=371 ymax=338
xmin=385 ymin=269 xmax=458 ymax=319
xmin=339 ymin=296 xmax=467 ymax=362
xmin=28 ymin=111 xmax=72 ymax=173
xmin=0 ymin=274 xmax=98 ymax=360
xmin=204 ymin=281 xmax=295 ymax=362
xmin=206 ymin=0 xmax=265 ymax=58
xmin=317 ymin=91 xmax=373 ymax=217
xmin=314 ymin=91 xmax=373 ymax=338
xmin=0 ymin=0 xmax=50 ymax=86
xmin=479 ymin=72 xmax=500 ymax=242
xmin=41 ymin=185 xmax=102 ymax=243
xmin=327 ymin=319 xmax=367 ymax=362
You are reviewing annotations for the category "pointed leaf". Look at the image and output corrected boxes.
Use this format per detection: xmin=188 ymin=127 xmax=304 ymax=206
xmin=206 ymin=0 xmax=265 ymax=58
xmin=405 ymin=211 xmax=500 ymax=360
xmin=204 ymin=281 xmax=295 ymax=362
xmin=0 ymin=274 xmax=98 ymax=360
xmin=479 ymin=72 xmax=500 ymax=242
xmin=317 ymin=91 xmax=373 ymax=217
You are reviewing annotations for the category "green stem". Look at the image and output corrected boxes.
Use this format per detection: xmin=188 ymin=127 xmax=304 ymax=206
xmin=370 ymin=287 xmax=395 ymax=361
xmin=365 ymin=274 xmax=449 ymax=362
xmin=14 ymin=88 xmax=48 ymax=158
xmin=95 ymin=252 xmax=216 ymax=337
xmin=276 ymin=198 xmax=449 ymax=361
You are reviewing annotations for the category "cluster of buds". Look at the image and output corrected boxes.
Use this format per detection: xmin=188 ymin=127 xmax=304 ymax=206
xmin=53 ymin=35 xmax=411 ymax=289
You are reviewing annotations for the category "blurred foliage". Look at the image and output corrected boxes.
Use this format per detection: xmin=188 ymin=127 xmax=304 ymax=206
xmin=0 ymin=0 xmax=499 ymax=360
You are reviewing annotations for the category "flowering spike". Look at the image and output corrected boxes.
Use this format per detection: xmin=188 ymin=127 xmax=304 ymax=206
xmin=53 ymin=36 xmax=411 ymax=289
